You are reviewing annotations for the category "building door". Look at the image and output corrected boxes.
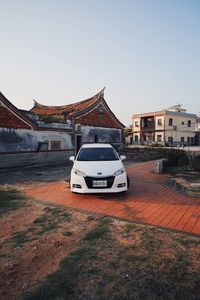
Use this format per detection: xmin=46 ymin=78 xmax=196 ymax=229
xmin=76 ymin=135 xmax=82 ymax=155
xmin=94 ymin=135 xmax=98 ymax=143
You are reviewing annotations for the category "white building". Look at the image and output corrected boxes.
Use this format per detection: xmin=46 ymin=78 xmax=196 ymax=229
xmin=132 ymin=105 xmax=197 ymax=146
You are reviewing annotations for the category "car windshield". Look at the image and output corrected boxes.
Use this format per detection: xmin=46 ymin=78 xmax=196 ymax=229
xmin=77 ymin=147 xmax=119 ymax=161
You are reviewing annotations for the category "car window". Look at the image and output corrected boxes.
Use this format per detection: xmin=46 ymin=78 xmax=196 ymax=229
xmin=77 ymin=147 xmax=119 ymax=161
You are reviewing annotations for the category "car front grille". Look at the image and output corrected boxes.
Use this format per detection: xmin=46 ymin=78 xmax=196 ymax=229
xmin=84 ymin=176 xmax=115 ymax=189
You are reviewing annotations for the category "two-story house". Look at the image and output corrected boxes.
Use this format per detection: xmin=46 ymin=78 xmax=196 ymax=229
xmin=132 ymin=105 xmax=197 ymax=146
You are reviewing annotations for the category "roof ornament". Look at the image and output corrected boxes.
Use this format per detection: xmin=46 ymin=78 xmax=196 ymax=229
xmin=100 ymin=87 xmax=106 ymax=98
xmin=33 ymin=99 xmax=42 ymax=108
xmin=33 ymin=99 xmax=38 ymax=106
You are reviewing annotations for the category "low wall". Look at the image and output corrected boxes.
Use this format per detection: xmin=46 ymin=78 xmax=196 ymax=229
xmin=122 ymin=147 xmax=167 ymax=162
xmin=0 ymin=150 xmax=75 ymax=170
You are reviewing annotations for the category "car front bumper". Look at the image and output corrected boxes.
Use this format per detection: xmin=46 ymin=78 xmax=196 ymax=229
xmin=70 ymin=172 xmax=128 ymax=193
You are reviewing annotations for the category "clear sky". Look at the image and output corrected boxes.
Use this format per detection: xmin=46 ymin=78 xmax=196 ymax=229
xmin=0 ymin=0 xmax=199 ymax=126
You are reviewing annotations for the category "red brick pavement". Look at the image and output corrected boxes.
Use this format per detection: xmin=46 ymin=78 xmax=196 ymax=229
xmin=25 ymin=161 xmax=200 ymax=235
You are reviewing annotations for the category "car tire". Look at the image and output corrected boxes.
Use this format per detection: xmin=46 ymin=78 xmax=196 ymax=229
xmin=127 ymin=175 xmax=130 ymax=189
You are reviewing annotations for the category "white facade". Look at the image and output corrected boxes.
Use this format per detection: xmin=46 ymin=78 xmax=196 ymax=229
xmin=155 ymin=132 xmax=164 ymax=142
xmin=164 ymin=112 xmax=196 ymax=145
xmin=0 ymin=128 xmax=74 ymax=152
xmin=155 ymin=116 xmax=164 ymax=131
xmin=132 ymin=105 xmax=197 ymax=145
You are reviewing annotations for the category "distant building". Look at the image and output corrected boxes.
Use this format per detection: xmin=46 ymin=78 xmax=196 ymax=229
xmin=195 ymin=114 xmax=200 ymax=145
xmin=132 ymin=105 xmax=197 ymax=146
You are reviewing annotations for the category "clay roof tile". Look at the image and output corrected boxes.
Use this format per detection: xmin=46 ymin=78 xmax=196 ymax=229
xmin=31 ymin=89 xmax=104 ymax=117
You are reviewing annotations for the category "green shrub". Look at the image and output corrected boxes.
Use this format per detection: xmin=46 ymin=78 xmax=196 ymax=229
xmin=191 ymin=153 xmax=200 ymax=172
xmin=165 ymin=149 xmax=200 ymax=172
xmin=166 ymin=150 xmax=189 ymax=167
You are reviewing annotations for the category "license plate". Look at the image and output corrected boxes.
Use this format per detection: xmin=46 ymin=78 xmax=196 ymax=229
xmin=93 ymin=180 xmax=107 ymax=187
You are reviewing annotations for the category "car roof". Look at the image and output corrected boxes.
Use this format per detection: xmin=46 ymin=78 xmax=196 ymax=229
xmin=80 ymin=143 xmax=113 ymax=149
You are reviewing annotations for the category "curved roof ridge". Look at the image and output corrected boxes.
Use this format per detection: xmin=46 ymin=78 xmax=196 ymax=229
xmin=31 ymin=88 xmax=105 ymax=110
xmin=30 ymin=88 xmax=105 ymax=116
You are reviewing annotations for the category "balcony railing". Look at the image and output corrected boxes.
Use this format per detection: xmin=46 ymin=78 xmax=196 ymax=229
xmin=141 ymin=125 xmax=155 ymax=132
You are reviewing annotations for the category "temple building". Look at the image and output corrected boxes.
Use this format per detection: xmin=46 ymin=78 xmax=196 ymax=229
xmin=0 ymin=88 xmax=125 ymax=154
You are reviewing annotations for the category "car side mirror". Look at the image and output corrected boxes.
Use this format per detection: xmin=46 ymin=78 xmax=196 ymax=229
xmin=120 ymin=155 xmax=126 ymax=161
xmin=69 ymin=156 xmax=75 ymax=162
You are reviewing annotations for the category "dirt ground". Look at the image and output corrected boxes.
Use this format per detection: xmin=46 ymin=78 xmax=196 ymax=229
xmin=0 ymin=194 xmax=98 ymax=300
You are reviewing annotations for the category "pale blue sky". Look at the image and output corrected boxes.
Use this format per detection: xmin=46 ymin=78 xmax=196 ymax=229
xmin=0 ymin=0 xmax=199 ymax=126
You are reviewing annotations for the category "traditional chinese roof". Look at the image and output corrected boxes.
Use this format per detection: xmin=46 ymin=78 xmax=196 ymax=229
xmin=31 ymin=88 xmax=125 ymax=129
xmin=31 ymin=89 xmax=105 ymax=117
xmin=0 ymin=91 xmax=36 ymax=129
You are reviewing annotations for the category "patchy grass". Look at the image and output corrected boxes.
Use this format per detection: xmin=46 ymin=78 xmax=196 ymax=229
xmin=22 ymin=221 xmax=200 ymax=300
xmin=84 ymin=223 xmax=111 ymax=241
xmin=2 ymin=204 xmax=72 ymax=248
xmin=11 ymin=229 xmax=36 ymax=248
xmin=0 ymin=188 xmax=26 ymax=215
xmin=33 ymin=215 xmax=48 ymax=224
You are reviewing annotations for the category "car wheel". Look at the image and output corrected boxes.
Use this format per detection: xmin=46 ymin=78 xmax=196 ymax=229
xmin=127 ymin=176 xmax=130 ymax=189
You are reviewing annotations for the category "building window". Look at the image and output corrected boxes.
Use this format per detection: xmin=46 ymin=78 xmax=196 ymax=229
xmin=157 ymin=118 xmax=162 ymax=126
xmin=134 ymin=121 xmax=139 ymax=127
xmin=37 ymin=141 xmax=49 ymax=151
xmin=168 ymin=136 xmax=173 ymax=144
xmin=135 ymin=135 xmax=139 ymax=142
xmin=169 ymin=118 xmax=173 ymax=126
xmin=182 ymin=121 xmax=184 ymax=125
xmin=181 ymin=137 xmax=184 ymax=143
xmin=94 ymin=135 xmax=98 ymax=143
xmin=187 ymin=137 xmax=190 ymax=144
xmin=191 ymin=137 xmax=194 ymax=144
xmin=188 ymin=120 xmax=191 ymax=127
xmin=157 ymin=135 xmax=162 ymax=142
xmin=51 ymin=141 xmax=61 ymax=150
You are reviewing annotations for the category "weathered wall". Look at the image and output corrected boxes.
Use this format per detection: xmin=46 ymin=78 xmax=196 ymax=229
xmin=0 ymin=125 xmax=123 ymax=154
xmin=81 ymin=125 xmax=122 ymax=145
xmin=0 ymin=150 xmax=74 ymax=170
xmin=0 ymin=128 xmax=74 ymax=152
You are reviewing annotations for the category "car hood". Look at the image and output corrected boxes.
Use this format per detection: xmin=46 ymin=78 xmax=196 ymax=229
xmin=73 ymin=160 xmax=124 ymax=177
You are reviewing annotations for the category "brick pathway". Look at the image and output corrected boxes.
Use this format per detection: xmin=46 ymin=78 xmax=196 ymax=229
xmin=25 ymin=161 xmax=200 ymax=235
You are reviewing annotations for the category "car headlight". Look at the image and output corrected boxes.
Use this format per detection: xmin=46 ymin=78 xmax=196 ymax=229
xmin=73 ymin=169 xmax=86 ymax=177
xmin=113 ymin=168 xmax=125 ymax=176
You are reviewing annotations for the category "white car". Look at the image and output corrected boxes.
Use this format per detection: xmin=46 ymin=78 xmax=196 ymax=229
xmin=69 ymin=143 xmax=129 ymax=193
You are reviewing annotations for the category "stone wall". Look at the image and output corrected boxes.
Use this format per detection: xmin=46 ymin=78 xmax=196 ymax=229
xmin=121 ymin=147 xmax=167 ymax=161
xmin=0 ymin=150 xmax=75 ymax=170
xmin=81 ymin=125 xmax=123 ymax=149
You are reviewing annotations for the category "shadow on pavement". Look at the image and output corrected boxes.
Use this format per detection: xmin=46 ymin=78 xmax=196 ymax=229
xmin=0 ymin=164 xmax=72 ymax=185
